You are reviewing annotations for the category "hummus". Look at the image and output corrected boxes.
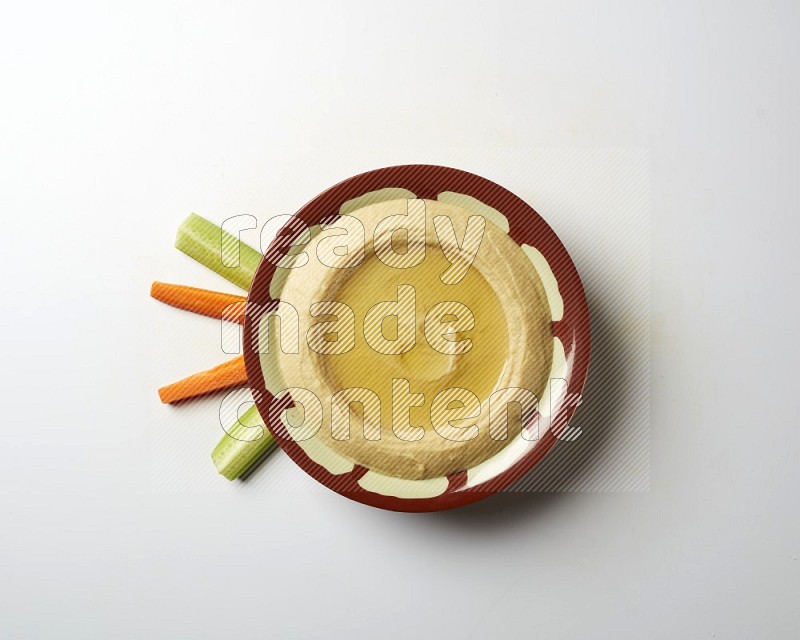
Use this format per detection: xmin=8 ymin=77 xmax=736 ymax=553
xmin=264 ymin=198 xmax=553 ymax=480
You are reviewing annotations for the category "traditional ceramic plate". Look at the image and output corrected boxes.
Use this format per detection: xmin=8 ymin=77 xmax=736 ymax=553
xmin=243 ymin=165 xmax=590 ymax=511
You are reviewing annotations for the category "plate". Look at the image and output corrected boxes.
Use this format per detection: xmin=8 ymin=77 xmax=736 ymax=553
xmin=243 ymin=165 xmax=590 ymax=511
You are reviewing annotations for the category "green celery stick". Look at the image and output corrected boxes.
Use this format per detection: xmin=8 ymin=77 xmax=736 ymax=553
xmin=175 ymin=213 xmax=262 ymax=291
xmin=212 ymin=405 xmax=276 ymax=480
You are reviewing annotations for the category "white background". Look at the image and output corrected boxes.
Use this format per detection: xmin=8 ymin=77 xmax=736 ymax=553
xmin=1 ymin=1 xmax=798 ymax=638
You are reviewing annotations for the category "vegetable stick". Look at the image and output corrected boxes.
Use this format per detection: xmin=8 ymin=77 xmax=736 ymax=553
xmin=175 ymin=213 xmax=262 ymax=290
xmin=158 ymin=355 xmax=248 ymax=404
xmin=150 ymin=281 xmax=246 ymax=323
xmin=212 ymin=404 xmax=276 ymax=480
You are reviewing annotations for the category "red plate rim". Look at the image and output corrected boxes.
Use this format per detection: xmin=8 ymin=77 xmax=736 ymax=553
xmin=243 ymin=164 xmax=591 ymax=512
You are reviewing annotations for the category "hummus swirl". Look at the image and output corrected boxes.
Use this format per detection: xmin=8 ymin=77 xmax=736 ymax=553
xmin=267 ymin=198 xmax=553 ymax=480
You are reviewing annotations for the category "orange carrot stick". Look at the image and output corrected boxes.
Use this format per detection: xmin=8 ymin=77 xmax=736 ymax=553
xmin=158 ymin=355 xmax=248 ymax=404
xmin=151 ymin=282 xmax=246 ymax=323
